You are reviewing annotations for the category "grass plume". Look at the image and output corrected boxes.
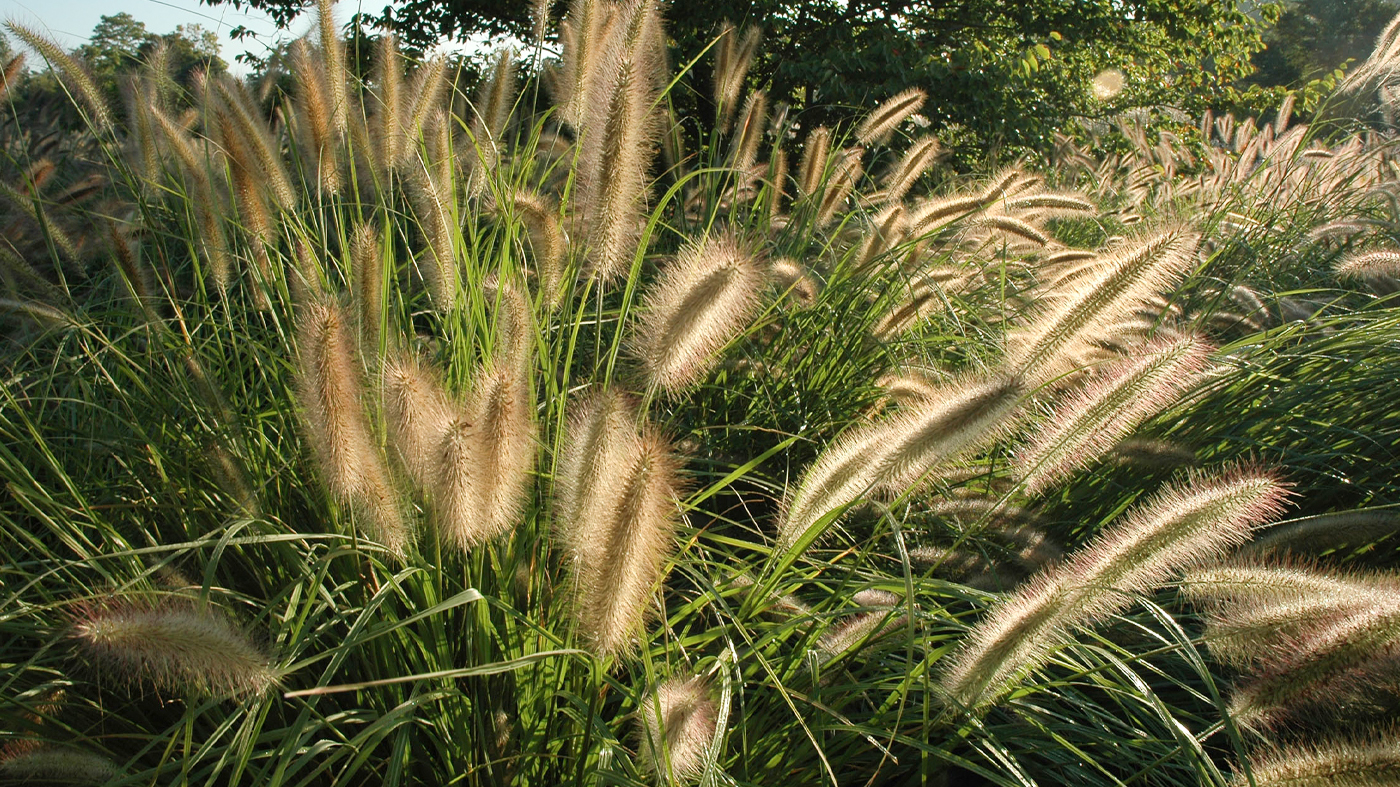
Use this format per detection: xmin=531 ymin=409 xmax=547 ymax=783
xmin=631 ymin=233 xmax=768 ymax=393
xmin=6 ymin=22 xmax=112 ymax=132
xmin=297 ymin=300 xmax=406 ymax=554
xmin=1014 ymin=334 xmax=1212 ymax=494
xmin=574 ymin=424 xmax=682 ymax=659
xmin=72 ymin=596 xmax=277 ymax=697
xmin=1008 ymin=227 xmax=1197 ymax=380
xmin=940 ymin=468 xmax=1288 ymax=712
xmin=780 ymin=376 xmax=1024 ymax=550
xmin=855 ymin=88 xmax=926 ymax=146
xmin=637 ymin=675 xmax=717 ymax=781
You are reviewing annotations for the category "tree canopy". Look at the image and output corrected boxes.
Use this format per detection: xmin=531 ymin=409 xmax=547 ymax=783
xmin=70 ymin=13 xmax=228 ymax=108
xmin=1250 ymin=0 xmax=1400 ymax=89
xmin=204 ymin=0 xmax=1285 ymax=158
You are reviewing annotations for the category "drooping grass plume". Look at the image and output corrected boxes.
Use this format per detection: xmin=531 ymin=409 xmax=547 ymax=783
xmin=872 ymin=276 xmax=953 ymax=339
xmin=208 ymin=88 xmax=277 ymax=306
xmin=855 ymin=88 xmax=926 ymax=147
xmin=1014 ymin=334 xmax=1213 ymax=494
xmin=1045 ymin=248 xmax=1098 ymax=266
xmin=631 ymin=234 xmax=768 ymax=393
xmin=372 ymin=32 xmax=404 ymax=175
xmin=731 ymin=90 xmax=768 ymax=174
xmin=1003 ymin=191 xmax=1096 ymax=214
xmin=930 ymin=499 xmax=1063 ymax=570
xmin=469 ymin=282 xmax=537 ymax=539
xmin=409 ymin=167 xmax=457 ymax=309
xmin=819 ymin=594 xmax=909 ymax=660
xmin=382 ymin=350 xmax=454 ymax=489
xmin=315 ymin=0 xmax=349 ymax=137
xmin=978 ymin=214 xmax=1050 ymax=246
xmin=575 ymin=0 xmax=663 ymax=281
xmin=71 ymin=596 xmax=277 ymax=697
xmin=349 ymin=223 xmax=382 ymax=354
xmin=556 ymin=0 xmax=615 ymax=128
xmin=297 ymin=300 xmax=407 ymax=554
xmin=713 ymin=22 xmax=761 ymax=130
xmin=507 ymin=189 xmax=565 ymax=307
xmin=1225 ymin=587 xmax=1400 ymax=726
xmin=150 ymin=103 xmax=232 ymax=290
xmin=0 ymin=746 xmax=120 ymax=784
xmin=213 ymin=76 xmax=296 ymax=210
xmin=779 ymin=376 xmax=1024 ymax=550
xmin=940 ymin=468 xmax=1288 ymax=712
xmin=106 ymin=220 xmax=156 ymax=320
xmin=797 ymin=126 xmax=831 ymax=199
xmin=0 ymin=52 xmax=24 ymax=101
xmin=1335 ymin=249 xmax=1400 ymax=279
xmin=768 ymin=143 xmax=788 ymax=220
xmin=289 ymin=38 xmax=342 ymax=194
xmin=637 ymin=675 xmax=717 ymax=781
xmin=431 ymin=414 xmax=489 ymax=551
xmin=574 ymin=425 xmax=682 ymax=659
xmin=882 ymin=135 xmax=941 ymax=205
xmin=469 ymin=48 xmax=518 ymax=187
xmin=402 ymin=56 xmax=448 ymax=168
xmin=1241 ymin=510 xmax=1400 ymax=557
xmin=1008 ymin=227 xmax=1197 ymax=380
xmin=1339 ymin=10 xmax=1400 ymax=94
xmin=122 ymin=75 xmax=162 ymax=188
xmin=1181 ymin=563 xmax=1400 ymax=607
xmin=555 ymin=388 xmax=641 ymax=568
xmin=468 ymin=365 xmax=536 ymax=540
xmin=1231 ymin=735 xmax=1400 ymax=787
xmin=858 ymin=204 xmax=907 ymax=269
xmin=1111 ymin=438 xmax=1197 ymax=468
xmin=5 ymin=22 xmax=112 ymax=132
xmin=909 ymin=194 xmax=986 ymax=236
xmin=816 ymin=148 xmax=864 ymax=227
xmin=770 ymin=258 xmax=818 ymax=305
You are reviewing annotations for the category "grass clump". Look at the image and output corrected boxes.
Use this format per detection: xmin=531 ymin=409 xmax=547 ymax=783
xmin=7 ymin=2 xmax=1400 ymax=785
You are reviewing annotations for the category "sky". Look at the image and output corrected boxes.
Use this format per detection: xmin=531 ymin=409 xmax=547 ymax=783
xmin=0 ymin=0 xmax=291 ymax=74
xmin=0 ymin=0 xmax=509 ymax=76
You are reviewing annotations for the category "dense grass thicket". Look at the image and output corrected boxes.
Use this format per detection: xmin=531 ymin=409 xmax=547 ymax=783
xmin=6 ymin=2 xmax=1400 ymax=785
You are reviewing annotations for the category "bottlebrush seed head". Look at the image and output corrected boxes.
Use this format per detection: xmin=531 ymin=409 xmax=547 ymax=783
xmin=556 ymin=387 xmax=642 ymax=565
xmin=631 ymin=234 xmax=768 ymax=393
xmin=1231 ymin=734 xmax=1400 ymax=787
xmin=940 ymin=467 xmax=1288 ymax=712
xmin=467 ymin=362 xmax=537 ymax=543
xmin=71 ymin=597 xmax=277 ymax=698
xmin=0 ymin=746 xmax=120 ymax=785
xmin=1336 ymin=249 xmax=1400 ymax=279
xmin=637 ymin=675 xmax=717 ymax=781
xmin=297 ymin=300 xmax=407 ymax=554
xmin=1013 ymin=333 xmax=1213 ymax=494
xmin=882 ymin=135 xmax=942 ymax=205
xmin=855 ymin=88 xmax=927 ymax=147
xmin=575 ymin=426 xmax=682 ymax=659
xmin=382 ymin=351 xmax=454 ymax=490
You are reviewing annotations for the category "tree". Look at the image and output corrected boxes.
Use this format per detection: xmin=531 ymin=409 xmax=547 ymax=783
xmin=79 ymin=13 xmax=150 ymax=79
xmin=73 ymin=15 xmax=227 ymax=109
xmin=1250 ymin=0 xmax=1400 ymax=88
xmin=199 ymin=0 xmax=1281 ymax=161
